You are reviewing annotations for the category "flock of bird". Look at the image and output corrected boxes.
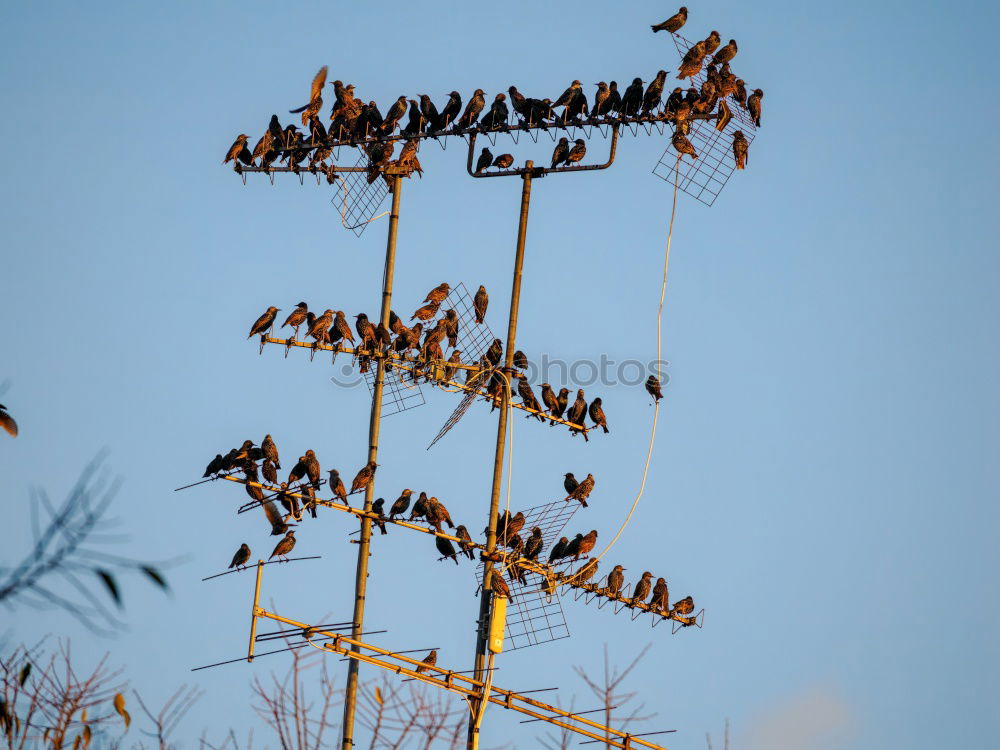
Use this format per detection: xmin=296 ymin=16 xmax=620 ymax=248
xmin=246 ymin=282 xmax=632 ymax=436
xmin=224 ymin=8 xmax=763 ymax=178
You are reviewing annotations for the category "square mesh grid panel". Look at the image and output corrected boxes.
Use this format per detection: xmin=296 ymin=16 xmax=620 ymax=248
xmin=362 ymin=363 xmax=426 ymax=418
xmin=651 ymin=30 xmax=760 ymax=206
xmin=474 ymin=498 xmax=582 ymax=651
xmin=439 ymin=282 xmax=497 ymax=366
xmin=331 ymin=150 xmax=390 ymax=237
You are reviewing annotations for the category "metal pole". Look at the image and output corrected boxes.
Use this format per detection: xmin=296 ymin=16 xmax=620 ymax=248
xmin=341 ymin=172 xmax=403 ymax=750
xmin=247 ymin=560 xmax=264 ymax=662
xmin=467 ymin=161 xmax=534 ymax=749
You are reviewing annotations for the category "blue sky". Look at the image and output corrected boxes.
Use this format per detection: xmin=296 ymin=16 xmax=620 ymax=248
xmin=2 ymin=1 xmax=998 ymax=748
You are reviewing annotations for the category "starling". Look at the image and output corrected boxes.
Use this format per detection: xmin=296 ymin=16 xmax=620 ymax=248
xmin=415 ymin=649 xmax=437 ymax=673
xmin=475 ymin=146 xmax=493 ymax=174
xmin=248 ymin=306 xmax=280 ymax=338
xmin=436 ymin=91 xmax=462 ymax=131
xmin=229 ymin=543 xmax=252 ymax=570
xmin=645 ymin=375 xmax=664 ymax=403
xmin=240 ymin=458 xmax=260 ymax=483
xmin=262 ymin=459 xmax=278 ymax=485
xmin=494 ymin=509 xmax=511 ymax=540
xmin=287 ymin=455 xmax=308 ymax=486
xmin=711 ymin=39 xmax=738 ymax=67
xmin=552 ymin=80 xmax=583 ymax=113
xmin=563 ymin=472 xmax=579 ymax=496
xmin=410 ymin=491 xmax=429 ymax=521
xmin=259 ymin=434 xmax=280 ymax=469
xmin=606 ymin=81 xmax=622 ymax=114
xmin=220 ymin=448 xmax=241 ymax=471
xmin=516 ymin=378 xmax=544 ymax=418
xmin=422 ymin=283 xmax=451 ymax=305
xmin=492 ymin=153 xmax=514 ymax=169
xmin=350 ymin=461 xmax=377 ymax=494
xmin=443 ymin=350 xmax=462 ymax=381
xmin=672 ymin=130 xmax=698 ymax=159
xmin=490 ymin=571 xmax=513 ymax=600
xmin=355 ymin=313 xmax=376 ymax=348
xmin=307 ymin=309 xmax=334 ymax=344
xmin=631 ymin=571 xmax=653 ymax=606
xmin=203 ymin=454 xmax=224 ymax=478
xmin=379 ymin=95 xmax=408 ymax=134
xmin=567 ymin=389 xmax=587 ymax=428
xmin=288 ymin=66 xmax=328 ymax=126
xmin=455 ymin=88 xmax=485 ymax=129
xmin=224 ymin=134 xmax=252 ymax=165
xmin=568 ymin=559 xmax=599 ymax=586
xmin=642 ymin=71 xmax=668 ymax=113
xmin=551 ymin=137 xmax=570 ymax=168
xmin=747 ymin=89 xmax=763 ymax=127
xmin=371 ymin=498 xmax=387 ymax=535
xmin=397 ymin=139 xmax=423 ymax=177
xmin=732 ymin=79 xmax=748 ymax=109
xmin=592 ymin=82 xmax=611 ymax=117
xmin=506 ymin=511 xmax=525 ymax=539
xmin=435 ymin=535 xmax=459 ymax=564
xmin=732 ymin=131 xmax=749 ymax=170
xmin=262 ymin=497 xmax=289 ymax=535
xmin=252 ymin=127 xmax=277 ymax=167
xmin=671 ymin=595 xmax=695 ymax=616
xmin=485 ymin=338 xmax=503 ymax=367
xmin=505 ymin=532 xmax=524 ymax=557
xmin=651 ymin=7 xmax=687 ymax=33
xmin=664 ymin=87 xmax=684 ymax=115
xmin=480 ymin=93 xmax=509 ymax=130
xmin=567 ymin=473 xmax=595 ymax=507
xmin=564 ymin=533 xmax=584 ymax=559
xmin=554 ymin=388 xmax=569 ymax=421
xmin=389 ymin=489 xmax=412 ymax=518
xmin=401 ymin=98 xmax=424 ymax=135
xmin=282 ymin=302 xmax=309 ymax=337
xmin=548 ymin=536 xmax=569 ymax=563
xmin=328 ymin=468 xmax=349 ymax=504
xmin=418 ymin=94 xmax=439 ymax=133
xmin=375 ymin=322 xmax=392 ymax=350
xmin=302 ymin=485 xmax=318 ymax=519
xmin=588 ymin=398 xmax=609 ymax=433
xmin=540 ymin=384 xmax=559 ymax=418
xmin=510 ymin=350 xmax=528 ymax=370
xmin=621 ymin=78 xmax=643 ymax=116
xmin=269 ymin=530 xmax=296 ymax=561
xmin=425 ymin=497 xmax=455 ymax=530
xmin=524 ymin=527 xmax=543 ymax=561
xmin=442 ymin=309 xmax=459 ymax=349
xmin=333 ymin=311 xmax=355 ymax=346
xmin=473 ymin=285 xmax=489 ymax=324
xmin=605 ymin=564 xmax=625 ymax=597
xmin=678 ymin=41 xmax=707 ymax=80
xmin=565 ymin=139 xmax=587 ymax=165
xmin=302 ymin=449 xmax=321 ymax=489
xmin=702 ymin=30 xmax=721 ymax=56
xmin=650 ymin=577 xmax=669 ymax=613
xmin=576 ymin=530 xmax=597 ymax=559
xmin=411 ymin=300 xmax=441 ymax=322
xmin=455 ymin=525 xmax=476 ymax=559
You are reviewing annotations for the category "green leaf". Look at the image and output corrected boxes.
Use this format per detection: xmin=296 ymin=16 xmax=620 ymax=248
xmin=18 ymin=662 xmax=30 ymax=686
xmin=96 ymin=569 xmax=121 ymax=606
xmin=140 ymin=566 xmax=169 ymax=591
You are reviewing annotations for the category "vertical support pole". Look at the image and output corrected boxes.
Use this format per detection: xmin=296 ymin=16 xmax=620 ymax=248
xmin=467 ymin=161 xmax=534 ymax=749
xmin=247 ymin=560 xmax=264 ymax=663
xmin=341 ymin=172 xmax=403 ymax=749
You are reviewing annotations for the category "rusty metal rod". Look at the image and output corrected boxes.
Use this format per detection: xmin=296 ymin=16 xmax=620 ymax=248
xmin=247 ymin=560 xmax=264 ymax=662
xmin=340 ymin=171 xmax=403 ymax=750
xmin=466 ymin=126 xmax=619 ymax=179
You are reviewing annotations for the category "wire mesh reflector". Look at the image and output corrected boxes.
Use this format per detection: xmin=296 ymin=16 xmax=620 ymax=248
xmin=332 ymin=151 xmax=390 ymax=237
xmin=652 ymin=31 xmax=759 ymax=206
xmin=475 ymin=498 xmax=581 ymax=650
xmin=362 ymin=365 xmax=426 ymax=418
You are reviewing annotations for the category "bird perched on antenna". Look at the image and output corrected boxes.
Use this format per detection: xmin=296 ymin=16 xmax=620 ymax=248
xmin=350 ymin=462 xmax=378 ymax=494
xmin=711 ymin=39 xmax=738 ymax=67
xmin=269 ymin=531 xmax=296 ymax=562
xmin=229 ymin=543 xmax=251 ymax=571
xmin=732 ymin=131 xmax=749 ymax=170
xmin=490 ymin=571 xmax=514 ymax=600
xmin=651 ymin=7 xmax=687 ymax=33
xmin=289 ymin=66 xmax=328 ymax=126
xmin=672 ymin=130 xmax=698 ymax=160
xmin=606 ymin=565 xmax=625 ymax=597
xmin=480 ymin=93 xmax=509 ymax=130
xmin=282 ymin=302 xmax=309 ymax=339
xmin=566 ymin=473 xmax=595 ymax=507
xmin=645 ymin=376 xmax=664 ymax=403
xmin=565 ymin=139 xmax=587 ymax=166
xmin=551 ymin=137 xmax=569 ymax=168
xmin=474 ymin=285 xmax=489 ymax=324
xmin=492 ymin=153 xmax=514 ymax=169
xmin=642 ymin=71 xmax=668 ymax=114
xmin=589 ymin=397 xmax=609 ymax=433
xmin=248 ymin=306 xmax=279 ymax=338
xmin=747 ymin=89 xmax=763 ymax=127
xmin=649 ymin=577 xmax=669 ymax=614
xmin=415 ymin=650 xmax=437 ymax=674
xmin=436 ymin=535 xmax=459 ymax=564
xmin=631 ymin=571 xmax=653 ymax=606
xmin=224 ymin=134 xmax=252 ymax=166
xmin=455 ymin=525 xmax=476 ymax=560
xmin=455 ymin=89 xmax=486 ymax=129
xmin=549 ymin=536 xmax=569 ymax=563
xmin=475 ymin=146 xmax=493 ymax=174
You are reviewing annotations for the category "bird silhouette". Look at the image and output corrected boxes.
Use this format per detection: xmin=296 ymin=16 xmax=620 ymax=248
xmin=564 ymin=473 xmax=579 ymax=496
xmin=289 ymin=66 xmax=328 ymax=126
xmin=642 ymin=71 xmax=668 ymax=113
xmin=645 ymin=376 xmax=664 ymax=403
xmin=606 ymin=81 xmax=622 ymax=114
xmin=389 ymin=489 xmax=412 ymax=519
xmin=475 ymin=146 xmax=493 ymax=174
xmin=328 ymin=469 xmax=349 ymax=506
xmin=203 ymin=454 xmax=224 ymax=477
xmin=672 ymin=130 xmax=699 ymax=159
xmin=224 ymin=134 xmax=253 ymax=166
xmin=455 ymin=89 xmax=485 ymax=129
xmin=621 ymin=78 xmax=643 ymax=116
xmin=650 ymin=578 xmax=669 ymax=613
xmin=711 ymin=39 xmax=738 ymax=67
xmin=262 ymin=459 xmax=278 ymax=485
xmin=436 ymin=535 xmax=459 ymax=564
xmin=371 ymin=498 xmax=387 ymax=535
xmin=576 ymin=530 xmax=597 ymax=559
xmin=480 ymin=93 xmax=509 ymax=130
xmin=541 ymin=384 xmax=559 ymax=419
xmin=568 ymin=559 xmax=599 ymax=586
xmin=524 ymin=527 xmax=543 ymax=561
xmin=551 ymin=137 xmax=570 ymax=168
xmin=419 ymin=94 xmax=439 ymax=133
xmin=229 ymin=543 xmax=251 ymax=570
xmin=702 ymin=30 xmax=721 ymax=56
xmin=567 ymin=473 xmax=595 ymax=507
xmin=747 ymin=89 xmax=763 ymax=126
xmin=436 ymin=92 xmax=462 ymax=131
xmin=651 ymin=7 xmax=687 ymax=33
xmin=565 ymin=139 xmax=587 ymax=165
xmin=456 ymin=525 xmax=476 ymax=559
xmin=567 ymin=389 xmax=588 ymax=439
xmin=269 ymin=531 xmax=296 ymax=561
xmin=592 ymin=82 xmax=611 ymax=117
xmin=548 ymin=536 xmax=569 ymax=563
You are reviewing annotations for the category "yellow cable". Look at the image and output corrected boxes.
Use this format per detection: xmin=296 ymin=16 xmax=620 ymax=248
xmin=563 ymin=155 xmax=681 ymax=580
